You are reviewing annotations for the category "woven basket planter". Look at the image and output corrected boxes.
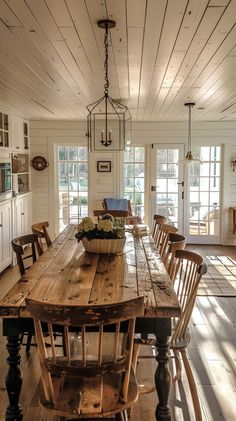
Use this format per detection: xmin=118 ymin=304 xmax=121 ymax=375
xmin=82 ymin=237 xmax=126 ymax=254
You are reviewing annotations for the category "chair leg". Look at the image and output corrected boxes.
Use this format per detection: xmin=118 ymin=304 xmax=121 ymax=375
xmin=172 ymin=349 xmax=182 ymax=382
xmin=132 ymin=343 xmax=140 ymax=373
xmin=26 ymin=333 xmax=33 ymax=354
xmin=115 ymin=410 xmax=129 ymax=421
xmin=181 ymin=349 xmax=202 ymax=421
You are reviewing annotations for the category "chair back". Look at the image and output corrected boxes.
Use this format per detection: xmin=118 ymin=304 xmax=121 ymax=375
xmin=158 ymin=223 xmax=179 ymax=260
xmin=171 ymin=250 xmax=207 ymax=343
xmin=31 ymin=221 xmax=52 ymax=249
xmin=103 ymin=198 xmax=142 ymax=224
xmin=93 ymin=209 xmax=129 ymax=220
xmin=152 ymin=214 xmax=167 ymax=243
xmin=12 ymin=234 xmax=43 ymax=276
xmin=25 ymin=297 xmax=144 ymax=418
xmin=165 ymin=232 xmax=186 ymax=281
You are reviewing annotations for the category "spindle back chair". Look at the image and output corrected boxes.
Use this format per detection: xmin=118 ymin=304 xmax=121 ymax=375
xmin=25 ymin=297 xmax=144 ymax=420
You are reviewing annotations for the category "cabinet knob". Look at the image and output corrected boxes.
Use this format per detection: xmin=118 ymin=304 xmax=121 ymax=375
xmin=21 ymin=212 xmax=24 ymax=216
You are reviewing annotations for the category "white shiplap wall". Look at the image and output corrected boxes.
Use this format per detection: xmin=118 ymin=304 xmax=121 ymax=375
xmin=30 ymin=120 xmax=236 ymax=244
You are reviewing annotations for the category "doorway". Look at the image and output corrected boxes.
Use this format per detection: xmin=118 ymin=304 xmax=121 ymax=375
xmin=187 ymin=146 xmax=221 ymax=244
xmin=150 ymin=144 xmax=221 ymax=244
xmin=150 ymin=144 xmax=184 ymax=232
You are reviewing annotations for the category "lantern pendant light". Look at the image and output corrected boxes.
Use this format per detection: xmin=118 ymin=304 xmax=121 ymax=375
xmin=86 ymin=19 xmax=132 ymax=152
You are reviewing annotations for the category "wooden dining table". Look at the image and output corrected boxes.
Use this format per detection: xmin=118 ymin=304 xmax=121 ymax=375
xmin=0 ymin=225 xmax=180 ymax=421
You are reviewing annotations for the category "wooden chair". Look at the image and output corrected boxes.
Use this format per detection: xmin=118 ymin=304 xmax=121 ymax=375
xmin=11 ymin=233 xmax=43 ymax=277
xmin=25 ymin=296 xmax=144 ymax=420
xmin=170 ymin=249 xmax=207 ymax=421
xmin=134 ymin=250 xmax=207 ymax=421
xmin=31 ymin=221 xmax=52 ymax=249
xmin=158 ymin=223 xmax=179 ymax=260
xmin=152 ymin=214 xmax=167 ymax=243
xmin=11 ymin=233 xmax=43 ymax=352
xmin=93 ymin=209 xmax=129 ymax=221
xmin=103 ymin=198 xmax=142 ymax=225
xmin=164 ymin=232 xmax=186 ymax=281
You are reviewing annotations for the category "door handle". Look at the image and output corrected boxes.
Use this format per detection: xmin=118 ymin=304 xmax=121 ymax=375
xmin=177 ymin=181 xmax=184 ymax=186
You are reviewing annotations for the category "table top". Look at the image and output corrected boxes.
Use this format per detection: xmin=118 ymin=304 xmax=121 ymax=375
xmin=0 ymin=225 xmax=180 ymax=319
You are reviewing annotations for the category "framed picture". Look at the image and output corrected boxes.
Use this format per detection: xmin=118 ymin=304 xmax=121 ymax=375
xmin=97 ymin=160 xmax=111 ymax=172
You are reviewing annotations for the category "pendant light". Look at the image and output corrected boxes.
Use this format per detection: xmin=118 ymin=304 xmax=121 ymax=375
xmin=178 ymin=102 xmax=201 ymax=166
xmin=86 ymin=19 xmax=132 ymax=152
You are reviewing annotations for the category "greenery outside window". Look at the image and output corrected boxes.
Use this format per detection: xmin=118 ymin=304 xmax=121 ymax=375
xmin=57 ymin=146 xmax=88 ymax=232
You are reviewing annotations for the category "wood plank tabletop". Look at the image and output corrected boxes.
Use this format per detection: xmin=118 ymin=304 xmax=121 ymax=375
xmin=0 ymin=225 xmax=180 ymax=319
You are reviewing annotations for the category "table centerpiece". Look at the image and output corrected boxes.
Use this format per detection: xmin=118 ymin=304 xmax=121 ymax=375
xmin=75 ymin=214 xmax=126 ymax=254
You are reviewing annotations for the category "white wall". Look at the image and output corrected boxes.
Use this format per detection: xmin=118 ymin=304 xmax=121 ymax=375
xmin=30 ymin=120 xmax=236 ymax=245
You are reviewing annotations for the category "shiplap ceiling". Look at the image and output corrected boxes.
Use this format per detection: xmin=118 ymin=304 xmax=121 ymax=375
xmin=0 ymin=0 xmax=236 ymax=121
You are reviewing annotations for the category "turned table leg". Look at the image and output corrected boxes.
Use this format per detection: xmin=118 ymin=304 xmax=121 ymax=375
xmin=154 ymin=317 xmax=172 ymax=421
xmin=155 ymin=335 xmax=172 ymax=420
xmin=5 ymin=335 xmax=23 ymax=421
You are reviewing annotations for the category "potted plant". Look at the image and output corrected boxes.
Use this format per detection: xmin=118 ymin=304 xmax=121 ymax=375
xmin=75 ymin=214 xmax=126 ymax=254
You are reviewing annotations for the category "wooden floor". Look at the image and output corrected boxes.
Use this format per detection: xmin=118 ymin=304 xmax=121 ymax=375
xmin=0 ymin=245 xmax=236 ymax=420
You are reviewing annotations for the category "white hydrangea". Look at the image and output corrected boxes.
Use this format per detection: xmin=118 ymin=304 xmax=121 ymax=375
xmin=80 ymin=217 xmax=95 ymax=232
xmin=97 ymin=219 xmax=113 ymax=232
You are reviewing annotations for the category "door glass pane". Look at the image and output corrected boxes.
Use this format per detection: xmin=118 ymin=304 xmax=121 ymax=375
xmin=189 ymin=146 xmax=221 ymax=236
xmin=124 ymin=146 xmax=145 ymax=221
xmin=155 ymin=148 xmax=179 ymax=225
xmin=57 ymin=146 xmax=88 ymax=232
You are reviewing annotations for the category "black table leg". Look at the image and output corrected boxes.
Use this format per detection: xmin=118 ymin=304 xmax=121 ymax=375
xmin=5 ymin=335 xmax=23 ymax=421
xmin=155 ymin=335 xmax=171 ymax=420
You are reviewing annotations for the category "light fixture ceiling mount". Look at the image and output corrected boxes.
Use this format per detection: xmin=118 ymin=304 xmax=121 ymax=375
xmin=185 ymin=102 xmax=195 ymax=161
xmin=86 ymin=19 xmax=131 ymax=152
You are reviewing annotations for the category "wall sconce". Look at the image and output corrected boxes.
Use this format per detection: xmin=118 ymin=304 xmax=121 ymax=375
xmin=231 ymin=158 xmax=236 ymax=172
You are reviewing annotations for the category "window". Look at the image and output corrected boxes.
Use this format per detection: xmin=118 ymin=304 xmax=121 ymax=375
xmin=57 ymin=146 xmax=88 ymax=232
xmin=124 ymin=146 xmax=145 ymax=221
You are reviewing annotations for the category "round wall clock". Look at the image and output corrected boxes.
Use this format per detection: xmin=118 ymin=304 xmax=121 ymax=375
xmin=30 ymin=156 xmax=48 ymax=171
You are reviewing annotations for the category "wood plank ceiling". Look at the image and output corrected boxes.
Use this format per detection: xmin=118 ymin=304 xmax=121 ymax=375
xmin=0 ymin=0 xmax=236 ymax=121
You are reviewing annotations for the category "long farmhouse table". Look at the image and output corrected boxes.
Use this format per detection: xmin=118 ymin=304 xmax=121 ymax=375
xmin=0 ymin=225 xmax=180 ymax=421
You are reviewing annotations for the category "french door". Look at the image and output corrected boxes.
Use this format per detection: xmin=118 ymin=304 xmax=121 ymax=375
xmin=150 ymin=144 xmax=184 ymax=232
xmin=150 ymin=144 xmax=221 ymax=244
xmin=186 ymin=146 xmax=221 ymax=244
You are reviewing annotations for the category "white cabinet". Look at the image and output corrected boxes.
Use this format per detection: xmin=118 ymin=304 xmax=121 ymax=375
xmin=14 ymin=193 xmax=32 ymax=237
xmin=0 ymin=112 xmax=9 ymax=148
xmin=10 ymin=115 xmax=29 ymax=150
xmin=0 ymin=199 xmax=12 ymax=272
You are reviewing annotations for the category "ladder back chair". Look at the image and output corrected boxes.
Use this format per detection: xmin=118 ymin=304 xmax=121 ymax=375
xmin=158 ymin=223 xmax=179 ymax=260
xmin=152 ymin=214 xmax=167 ymax=243
xmin=11 ymin=233 xmax=43 ymax=277
xmin=11 ymin=233 xmax=43 ymax=352
xmin=25 ymin=297 xmax=144 ymax=420
xmin=93 ymin=209 xmax=129 ymax=221
xmin=103 ymin=198 xmax=142 ymax=225
xmin=164 ymin=232 xmax=186 ymax=280
xmin=31 ymin=221 xmax=52 ymax=249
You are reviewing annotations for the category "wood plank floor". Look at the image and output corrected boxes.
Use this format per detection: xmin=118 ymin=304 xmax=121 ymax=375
xmin=0 ymin=245 xmax=236 ymax=420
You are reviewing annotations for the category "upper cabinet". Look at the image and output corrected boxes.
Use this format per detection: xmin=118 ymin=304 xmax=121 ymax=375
xmin=9 ymin=115 xmax=29 ymax=151
xmin=0 ymin=113 xmax=9 ymax=148
xmin=23 ymin=122 xmax=29 ymax=150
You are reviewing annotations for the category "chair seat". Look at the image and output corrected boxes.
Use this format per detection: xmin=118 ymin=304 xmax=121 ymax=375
xmin=40 ymin=366 xmax=138 ymax=418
